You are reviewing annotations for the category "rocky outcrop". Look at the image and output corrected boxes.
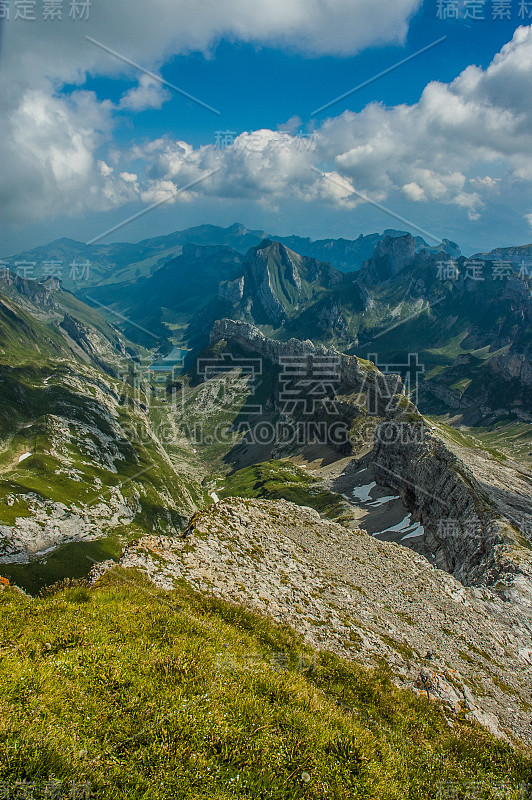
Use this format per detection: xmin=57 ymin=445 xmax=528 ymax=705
xmin=317 ymin=300 xmax=349 ymax=336
xmin=245 ymin=242 xmax=288 ymax=324
xmin=353 ymin=280 xmax=374 ymax=311
xmin=0 ymin=270 xmax=60 ymax=309
xmin=372 ymin=425 xmax=524 ymax=590
xmin=218 ymin=276 xmax=244 ymax=304
xmin=210 ymin=318 xmax=404 ymax=418
xmin=489 ymin=352 xmax=532 ymax=386
xmin=60 ymin=314 xmax=96 ymax=356
xmin=239 ymin=241 xmax=344 ymax=326
xmin=210 ymin=319 xmax=532 ymax=609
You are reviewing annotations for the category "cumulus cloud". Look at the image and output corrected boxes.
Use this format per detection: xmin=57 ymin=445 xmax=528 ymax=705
xmin=1 ymin=0 xmax=423 ymax=89
xmin=0 ymin=0 xmax=421 ymax=228
xmin=2 ymin=13 xmax=532 ymax=235
xmin=106 ymin=27 xmax=532 ymax=224
xmin=402 ymin=183 xmax=426 ymax=202
xmin=316 ymin=26 xmax=532 ymax=218
xmin=0 ymin=89 xmax=119 ymax=223
xmin=119 ymin=76 xmax=171 ymax=111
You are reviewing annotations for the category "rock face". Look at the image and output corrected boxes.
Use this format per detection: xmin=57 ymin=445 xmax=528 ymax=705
xmin=210 ymin=319 xmax=532 ymax=609
xmin=238 ymin=240 xmax=343 ymax=326
xmin=352 ymin=280 xmax=374 ymax=311
xmin=0 ymin=270 xmax=60 ymax=309
xmin=210 ymin=318 xmax=403 ymax=418
xmin=372 ymin=425 xmax=527 ymax=594
xmin=245 ymin=242 xmax=288 ymax=324
xmin=115 ymin=497 xmax=532 ymax=747
xmin=60 ymin=314 xmax=97 ymax=358
xmin=218 ymin=276 xmax=245 ymax=304
xmin=363 ymin=234 xmax=417 ymax=282
xmin=317 ymin=299 xmax=349 ymax=336
xmin=489 ymin=352 xmax=532 ymax=387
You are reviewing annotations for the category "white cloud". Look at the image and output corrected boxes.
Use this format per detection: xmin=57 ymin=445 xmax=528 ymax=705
xmin=469 ymin=176 xmax=500 ymax=189
xmin=402 ymin=183 xmax=426 ymax=202
xmin=115 ymin=28 xmax=532 ymax=219
xmin=119 ymin=76 xmax=171 ymax=111
xmin=278 ymin=116 xmax=303 ymax=134
xmin=0 ymin=89 xmax=120 ymax=223
xmin=0 ymin=0 xmax=422 ymax=229
xmin=1 ymin=0 xmax=423 ymax=87
xmin=316 ymin=26 xmax=532 ymax=216
xmin=98 ymin=161 xmax=114 ymax=177
xmin=3 ymin=14 xmax=532 ymax=238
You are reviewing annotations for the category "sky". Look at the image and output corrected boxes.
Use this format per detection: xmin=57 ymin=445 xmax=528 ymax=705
xmin=1 ymin=0 xmax=532 ymax=256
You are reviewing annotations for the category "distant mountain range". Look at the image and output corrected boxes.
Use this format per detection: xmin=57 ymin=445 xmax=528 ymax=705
xmin=5 ymin=224 xmax=532 ymax=424
xmin=76 ymin=232 xmax=531 ymax=424
xmin=3 ymin=222 xmax=461 ymax=291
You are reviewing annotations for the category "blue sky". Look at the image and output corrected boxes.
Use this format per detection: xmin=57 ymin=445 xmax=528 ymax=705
xmin=1 ymin=0 xmax=531 ymax=256
xmin=100 ymin=8 xmax=518 ymax=143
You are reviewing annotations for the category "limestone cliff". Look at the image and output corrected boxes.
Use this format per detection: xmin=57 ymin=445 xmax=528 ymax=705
xmin=209 ymin=318 xmax=532 ymax=610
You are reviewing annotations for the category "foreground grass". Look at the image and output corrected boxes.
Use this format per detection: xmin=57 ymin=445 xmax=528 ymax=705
xmin=0 ymin=569 xmax=530 ymax=799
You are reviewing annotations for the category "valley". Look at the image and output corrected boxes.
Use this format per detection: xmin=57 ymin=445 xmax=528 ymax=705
xmin=1 ymin=224 xmax=532 ymax=788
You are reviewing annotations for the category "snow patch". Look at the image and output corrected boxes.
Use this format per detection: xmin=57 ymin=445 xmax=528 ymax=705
xmin=368 ymin=494 xmax=400 ymax=508
xmin=352 ymin=482 xmax=376 ymax=503
xmin=401 ymin=523 xmax=425 ymax=541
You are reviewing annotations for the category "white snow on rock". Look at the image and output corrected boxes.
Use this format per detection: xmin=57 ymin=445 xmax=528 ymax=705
xmin=368 ymin=494 xmax=400 ymax=507
xmin=352 ymin=482 xmax=376 ymax=503
xmin=401 ymin=523 xmax=425 ymax=541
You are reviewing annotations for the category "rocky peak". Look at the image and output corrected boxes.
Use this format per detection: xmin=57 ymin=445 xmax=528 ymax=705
xmin=244 ymin=241 xmax=288 ymax=325
xmin=210 ymin=319 xmax=532 ymax=613
xmin=0 ymin=269 xmax=60 ymax=309
xmin=363 ymin=233 xmax=418 ymax=283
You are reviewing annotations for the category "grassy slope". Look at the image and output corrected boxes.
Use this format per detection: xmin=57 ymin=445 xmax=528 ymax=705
xmin=470 ymin=419 xmax=532 ymax=468
xmin=219 ymin=460 xmax=347 ymax=521
xmin=0 ymin=360 xmax=204 ymax=591
xmin=0 ymin=288 xmax=206 ymax=593
xmin=0 ymin=570 xmax=529 ymax=800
